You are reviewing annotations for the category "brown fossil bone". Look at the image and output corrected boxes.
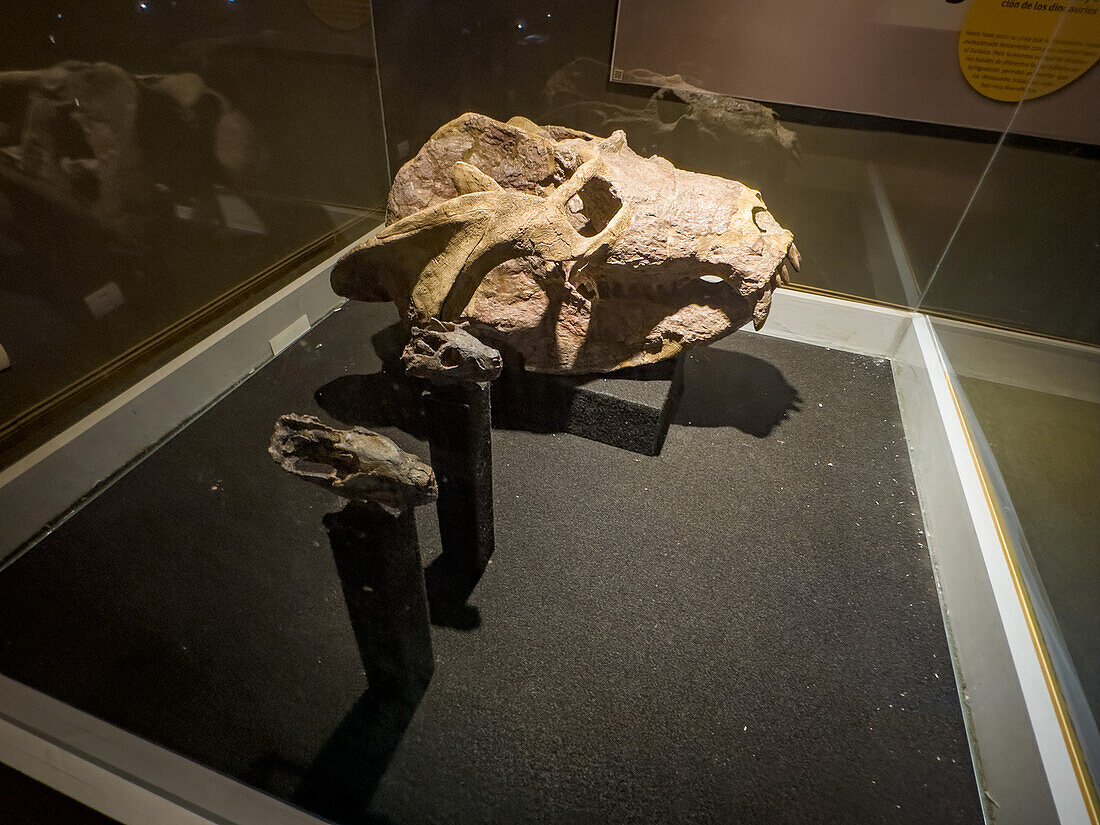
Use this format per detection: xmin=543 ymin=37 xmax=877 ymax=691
xmin=401 ymin=319 xmax=503 ymax=384
xmin=333 ymin=113 xmax=798 ymax=374
xmin=332 ymin=154 xmax=631 ymax=325
xmin=269 ymin=414 xmax=437 ymax=517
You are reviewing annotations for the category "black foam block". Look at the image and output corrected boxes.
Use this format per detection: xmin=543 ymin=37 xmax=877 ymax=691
xmin=493 ymin=357 xmax=685 ymax=455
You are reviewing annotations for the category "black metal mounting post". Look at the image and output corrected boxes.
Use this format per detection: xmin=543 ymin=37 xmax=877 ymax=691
xmin=423 ymin=381 xmax=495 ymax=589
xmin=324 ymin=502 xmax=435 ymax=702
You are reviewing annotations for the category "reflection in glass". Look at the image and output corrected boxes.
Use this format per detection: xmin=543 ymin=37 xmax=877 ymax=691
xmin=0 ymin=1 xmax=389 ymax=459
xmin=925 ymin=12 xmax=1100 ymax=790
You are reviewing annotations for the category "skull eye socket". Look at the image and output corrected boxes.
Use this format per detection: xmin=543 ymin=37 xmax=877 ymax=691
xmin=569 ymin=175 xmax=623 ymax=237
xmin=439 ymin=347 xmax=463 ymax=367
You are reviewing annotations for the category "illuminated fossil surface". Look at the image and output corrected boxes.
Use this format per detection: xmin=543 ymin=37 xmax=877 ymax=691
xmin=332 ymin=113 xmax=798 ymax=374
xmin=401 ymin=320 xmax=503 ymax=384
xmin=269 ymin=414 xmax=437 ymax=516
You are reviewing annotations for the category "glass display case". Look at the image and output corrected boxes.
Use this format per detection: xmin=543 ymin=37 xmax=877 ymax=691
xmin=0 ymin=2 xmax=1096 ymax=824
xmin=0 ymin=1 xmax=390 ymax=465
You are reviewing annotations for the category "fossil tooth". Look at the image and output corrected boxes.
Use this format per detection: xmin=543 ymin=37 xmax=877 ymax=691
xmin=752 ymin=288 xmax=773 ymax=330
xmin=787 ymin=242 xmax=801 ymax=271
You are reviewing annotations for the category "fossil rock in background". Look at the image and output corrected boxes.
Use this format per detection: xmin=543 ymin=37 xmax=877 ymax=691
xmin=543 ymin=59 xmax=798 ymax=186
xmin=401 ymin=320 xmax=503 ymax=384
xmin=269 ymin=414 xmax=437 ymax=516
xmin=334 ymin=112 xmax=797 ymax=374
xmin=0 ymin=61 xmax=261 ymax=245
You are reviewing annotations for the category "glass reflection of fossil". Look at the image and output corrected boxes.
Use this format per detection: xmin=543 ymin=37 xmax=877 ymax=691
xmin=544 ymin=59 xmax=799 ymax=185
xmin=0 ymin=61 xmax=262 ymax=248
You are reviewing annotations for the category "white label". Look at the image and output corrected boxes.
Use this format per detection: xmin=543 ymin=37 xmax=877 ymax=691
xmin=84 ymin=282 xmax=125 ymax=319
xmin=269 ymin=315 xmax=310 ymax=356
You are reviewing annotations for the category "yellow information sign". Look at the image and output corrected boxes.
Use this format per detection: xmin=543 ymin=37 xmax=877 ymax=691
xmin=960 ymin=0 xmax=1100 ymax=101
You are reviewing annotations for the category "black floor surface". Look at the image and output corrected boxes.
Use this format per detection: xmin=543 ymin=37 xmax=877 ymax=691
xmin=0 ymin=301 xmax=981 ymax=824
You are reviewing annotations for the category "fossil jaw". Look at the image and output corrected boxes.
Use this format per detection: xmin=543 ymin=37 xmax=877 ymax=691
xmin=269 ymin=414 xmax=437 ymax=516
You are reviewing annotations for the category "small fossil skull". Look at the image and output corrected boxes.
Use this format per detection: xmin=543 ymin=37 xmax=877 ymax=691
xmin=401 ymin=319 xmax=503 ymax=384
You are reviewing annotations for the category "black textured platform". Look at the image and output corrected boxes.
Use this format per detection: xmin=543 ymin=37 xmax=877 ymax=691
xmin=493 ymin=357 xmax=684 ymax=456
xmin=0 ymin=301 xmax=982 ymax=824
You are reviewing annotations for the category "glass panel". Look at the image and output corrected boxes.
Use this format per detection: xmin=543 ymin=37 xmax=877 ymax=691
xmin=934 ymin=317 xmax=1100 ymax=788
xmin=920 ymin=136 xmax=1100 ymax=344
xmin=373 ymin=0 xmax=1013 ymax=313
xmin=917 ymin=0 xmax=1100 ymax=343
xmin=926 ymin=7 xmax=1100 ymax=785
xmin=0 ymin=1 xmax=389 ymax=460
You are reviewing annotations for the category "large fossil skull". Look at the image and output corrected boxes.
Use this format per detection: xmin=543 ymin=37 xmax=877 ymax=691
xmin=334 ymin=113 xmax=798 ymax=374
